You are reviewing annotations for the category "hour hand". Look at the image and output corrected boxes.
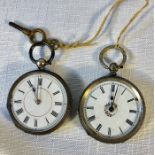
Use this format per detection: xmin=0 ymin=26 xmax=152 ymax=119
xmin=27 ymin=80 xmax=36 ymax=91
xmin=32 ymin=86 xmax=36 ymax=92
xmin=110 ymin=84 xmax=115 ymax=106
xmin=113 ymin=85 xmax=119 ymax=103
xmin=36 ymin=77 xmax=42 ymax=104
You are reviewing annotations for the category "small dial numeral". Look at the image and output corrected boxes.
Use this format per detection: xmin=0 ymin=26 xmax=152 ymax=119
xmin=16 ymin=108 xmax=23 ymax=115
xmin=127 ymin=98 xmax=138 ymax=103
xmin=96 ymin=124 xmax=102 ymax=131
xmin=55 ymin=102 xmax=62 ymax=106
xmin=38 ymin=78 xmax=43 ymax=86
xmin=108 ymin=128 xmax=111 ymax=136
xmin=121 ymin=88 xmax=126 ymax=95
xmin=90 ymin=95 xmax=97 ymax=100
xmin=18 ymin=89 xmax=25 ymax=94
xmin=126 ymin=119 xmax=133 ymax=126
xmin=53 ymin=91 xmax=60 ymax=96
xmin=47 ymin=82 xmax=52 ymax=88
xmin=51 ymin=111 xmax=58 ymax=117
xmin=14 ymin=100 xmax=22 ymax=103
xmin=111 ymin=84 xmax=115 ymax=92
xmin=24 ymin=116 xmax=29 ymax=123
xmin=129 ymin=110 xmax=137 ymax=113
xmin=45 ymin=117 xmax=50 ymax=124
xmin=119 ymin=127 xmax=124 ymax=134
xmin=88 ymin=115 xmax=96 ymax=122
xmin=100 ymin=86 xmax=105 ymax=94
xmin=34 ymin=119 xmax=37 ymax=127
xmin=86 ymin=106 xmax=94 ymax=110
xmin=27 ymin=80 xmax=33 ymax=87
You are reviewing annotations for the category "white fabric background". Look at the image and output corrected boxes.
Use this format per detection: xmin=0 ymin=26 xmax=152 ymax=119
xmin=0 ymin=0 xmax=154 ymax=155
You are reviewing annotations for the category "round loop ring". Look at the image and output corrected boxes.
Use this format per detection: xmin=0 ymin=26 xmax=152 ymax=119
xmin=29 ymin=41 xmax=55 ymax=69
xmin=30 ymin=29 xmax=46 ymax=43
xmin=99 ymin=45 xmax=127 ymax=73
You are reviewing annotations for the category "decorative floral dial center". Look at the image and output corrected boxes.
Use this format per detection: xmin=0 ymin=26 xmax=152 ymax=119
xmin=104 ymin=103 xmax=118 ymax=117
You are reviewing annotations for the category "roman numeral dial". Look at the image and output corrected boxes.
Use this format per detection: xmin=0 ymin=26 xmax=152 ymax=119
xmin=80 ymin=78 xmax=145 ymax=143
xmin=8 ymin=71 xmax=69 ymax=134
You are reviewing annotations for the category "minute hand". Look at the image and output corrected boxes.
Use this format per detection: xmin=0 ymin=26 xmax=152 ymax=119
xmin=31 ymin=84 xmax=38 ymax=101
xmin=36 ymin=83 xmax=41 ymax=101
xmin=36 ymin=78 xmax=42 ymax=104
xmin=28 ymin=81 xmax=36 ymax=94
xmin=113 ymin=85 xmax=119 ymax=104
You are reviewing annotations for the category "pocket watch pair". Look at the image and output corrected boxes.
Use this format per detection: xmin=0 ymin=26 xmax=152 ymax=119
xmin=7 ymin=23 xmax=145 ymax=143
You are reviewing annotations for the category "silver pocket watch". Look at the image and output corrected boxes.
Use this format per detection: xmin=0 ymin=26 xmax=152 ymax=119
xmin=7 ymin=41 xmax=72 ymax=134
xmin=79 ymin=45 xmax=145 ymax=143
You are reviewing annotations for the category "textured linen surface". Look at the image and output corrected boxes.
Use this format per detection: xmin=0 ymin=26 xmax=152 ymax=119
xmin=0 ymin=0 xmax=154 ymax=155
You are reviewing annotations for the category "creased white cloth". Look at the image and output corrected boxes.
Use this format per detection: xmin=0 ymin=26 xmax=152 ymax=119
xmin=0 ymin=0 xmax=153 ymax=155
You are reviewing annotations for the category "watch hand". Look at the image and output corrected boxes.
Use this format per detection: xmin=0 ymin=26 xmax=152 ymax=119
xmin=37 ymin=85 xmax=41 ymax=104
xmin=30 ymin=84 xmax=37 ymax=97
xmin=36 ymin=77 xmax=42 ymax=104
xmin=110 ymin=85 xmax=115 ymax=107
xmin=39 ymin=86 xmax=41 ymax=102
xmin=28 ymin=81 xmax=39 ymax=104
xmin=36 ymin=79 xmax=39 ymax=101
xmin=113 ymin=85 xmax=119 ymax=104
xmin=31 ymin=86 xmax=38 ymax=102
xmin=110 ymin=85 xmax=119 ymax=107
xmin=31 ymin=85 xmax=36 ymax=92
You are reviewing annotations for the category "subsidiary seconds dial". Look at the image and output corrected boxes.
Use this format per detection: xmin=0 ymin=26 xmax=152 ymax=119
xmin=79 ymin=76 xmax=145 ymax=143
xmin=7 ymin=70 xmax=71 ymax=134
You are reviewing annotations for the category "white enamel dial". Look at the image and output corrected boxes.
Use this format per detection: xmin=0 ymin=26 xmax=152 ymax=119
xmin=79 ymin=77 xmax=145 ymax=143
xmin=7 ymin=71 xmax=70 ymax=133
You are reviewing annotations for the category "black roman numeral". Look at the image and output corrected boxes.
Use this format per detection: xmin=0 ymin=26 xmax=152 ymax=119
xmin=100 ymin=86 xmax=105 ymax=93
xmin=127 ymin=98 xmax=135 ymax=102
xmin=111 ymin=84 xmax=115 ymax=92
xmin=16 ymin=108 xmax=23 ymax=115
xmin=86 ymin=106 xmax=94 ymax=110
xmin=53 ymin=91 xmax=60 ymax=96
xmin=38 ymin=78 xmax=42 ymax=86
xmin=55 ymin=102 xmax=62 ymax=106
xmin=24 ymin=116 xmax=29 ymax=123
xmin=108 ymin=128 xmax=111 ymax=136
xmin=90 ymin=95 xmax=97 ymax=100
xmin=34 ymin=119 xmax=37 ymax=127
xmin=27 ymin=80 xmax=33 ymax=87
xmin=47 ymin=82 xmax=52 ymax=88
xmin=14 ymin=100 xmax=22 ymax=103
xmin=96 ymin=124 xmax=102 ymax=131
xmin=121 ymin=88 xmax=126 ymax=95
xmin=129 ymin=110 xmax=137 ymax=113
xmin=45 ymin=117 xmax=49 ymax=124
xmin=51 ymin=111 xmax=58 ymax=117
xmin=18 ymin=89 xmax=25 ymax=94
xmin=126 ymin=119 xmax=133 ymax=126
xmin=119 ymin=127 xmax=124 ymax=134
xmin=127 ymin=98 xmax=138 ymax=103
xmin=88 ymin=115 xmax=96 ymax=122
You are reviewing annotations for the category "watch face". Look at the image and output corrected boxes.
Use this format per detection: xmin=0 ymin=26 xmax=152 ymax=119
xmin=7 ymin=70 xmax=71 ymax=134
xmin=79 ymin=76 xmax=145 ymax=143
